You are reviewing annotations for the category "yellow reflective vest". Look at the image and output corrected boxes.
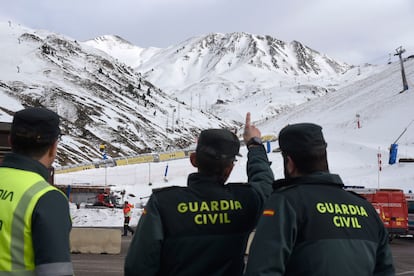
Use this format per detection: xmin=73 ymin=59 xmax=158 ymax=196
xmin=0 ymin=167 xmax=59 ymax=274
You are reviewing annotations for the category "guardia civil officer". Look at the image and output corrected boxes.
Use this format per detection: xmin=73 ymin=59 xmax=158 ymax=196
xmin=0 ymin=107 xmax=73 ymax=275
xmin=245 ymin=123 xmax=395 ymax=275
xmin=125 ymin=112 xmax=274 ymax=276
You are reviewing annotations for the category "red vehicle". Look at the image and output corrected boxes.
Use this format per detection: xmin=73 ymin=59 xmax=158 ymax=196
xmin=345 ymin=187 xmax=408 ymax=239
xmin=92 ymin=188 xmax=122 ymax=208
xmin=406 ymin=193 xmax=414 ymax=236
xmin=94 ymin=192 xmax=114 ymax=208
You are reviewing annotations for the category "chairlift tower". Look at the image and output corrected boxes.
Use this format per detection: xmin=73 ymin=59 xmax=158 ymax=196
xmin=394 ymin=46 xmax=409 ymax=92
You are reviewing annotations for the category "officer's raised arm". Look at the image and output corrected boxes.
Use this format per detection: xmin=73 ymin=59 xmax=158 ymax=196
xmin=126 ymin=122 xmax=274 ymax=275
xmin=243 ymin=112 xmax=261 ymax=143
xmin=243 ymin=112 xmax=274 ymax=202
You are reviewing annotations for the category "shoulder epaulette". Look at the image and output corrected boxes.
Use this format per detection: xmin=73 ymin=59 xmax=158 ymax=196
xmin=274 ymin=184 xmax=298 ymax=192
xmin=226 ymin=182 xmax=250 ymax=189
xmin=345 ymin=190 xmax=368 ymax=200
xmin=152 ymin=185 xmax=183 ymax=194
xmin=227 ymin=182 xmax=247 ymax=186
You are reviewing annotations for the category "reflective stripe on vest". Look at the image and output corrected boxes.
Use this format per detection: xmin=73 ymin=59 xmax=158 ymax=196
xmin=0 ymin=168 xmax=57 ymax=275
xmin=12 ymin=180 xmax=51 ymax=271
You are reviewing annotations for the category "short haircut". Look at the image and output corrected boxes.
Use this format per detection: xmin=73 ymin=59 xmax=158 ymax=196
xmin=196 ymin=152 xmax=235 ymax=176
xmin=283 ymin=148 xmax=329 ymax=174
xmin=12 ymin=139 xmax=55 ymax=159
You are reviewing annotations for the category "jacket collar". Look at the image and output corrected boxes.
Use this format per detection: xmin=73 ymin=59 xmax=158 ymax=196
xmin=273 ymin=171 xmax=344 ymax=190
xmin=1 ymin=153 xmax=50 ymax=181
xmin=187 ymin=172 xmax=226 ymax=188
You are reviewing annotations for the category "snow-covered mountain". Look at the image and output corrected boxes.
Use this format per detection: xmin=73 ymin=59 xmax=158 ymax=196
xmin=85 ymin=35 xmax=162 ymax=68
xmin=87 ymin=32 xmax=358 ymax=122
xmin=1 ymin=21 xmax=401 ymax=169
xmin=60 ymin=59 xmax=414 ymax=228
xmin=0 ymin=22 xmax=236 ymax=165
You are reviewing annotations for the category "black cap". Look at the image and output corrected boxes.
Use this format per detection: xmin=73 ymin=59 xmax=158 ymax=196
xmin=278 ymin=123 xmax=327 ymax=153
xmin=196 ymin=129 xmax=241 ymax=159
xmin=11 ymin=107 xmax=61 ymax=144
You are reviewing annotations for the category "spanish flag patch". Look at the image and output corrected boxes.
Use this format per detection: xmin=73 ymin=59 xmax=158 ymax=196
xmin=263 ymin=209 xmax=275 ymax=216
xmin=142 ymin=208 xmax=147 ymax=216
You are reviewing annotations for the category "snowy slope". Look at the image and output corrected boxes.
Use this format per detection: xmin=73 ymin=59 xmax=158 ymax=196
xmin=86 ymin=32 xmax=360 ymax=122
xmin=0 ymin=22 xmax=237 ymax=165
xmin=57 ymin=59 xmax=414 ymax=227
xmin=84 ymin=35 xmax=161 ymax=68
xmin=259 ymin=59 xmax=414 ymax=190
xmin=2 ymin=21 xmax=414 ymax=226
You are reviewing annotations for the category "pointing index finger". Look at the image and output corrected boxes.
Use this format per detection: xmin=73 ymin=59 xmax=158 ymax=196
xmin=245 ymin=112 xmax=251 ymax=128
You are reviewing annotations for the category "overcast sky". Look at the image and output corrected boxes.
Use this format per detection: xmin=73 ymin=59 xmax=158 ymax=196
xmin=1 ymin=0 xmax=413 ymax=65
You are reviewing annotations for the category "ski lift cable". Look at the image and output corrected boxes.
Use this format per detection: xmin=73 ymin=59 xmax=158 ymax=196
xmin=393 ymin=119 xmax=414 ymax=144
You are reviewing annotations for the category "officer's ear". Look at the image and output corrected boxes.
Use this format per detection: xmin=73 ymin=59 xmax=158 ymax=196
xmin=223 ymin=162 xmax=234 ymax=177
xmin=37 ymin=140 xmax=58 ymax=168
xmin=285 ymin=154 xmax=300 ymax=177
xmin=48 ymin=140 xmax=58 ymax=159
xmin=190 ymin=152 xmax=198 ymax=168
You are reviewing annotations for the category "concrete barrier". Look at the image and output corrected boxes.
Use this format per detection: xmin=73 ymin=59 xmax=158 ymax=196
xmin=70 ymin=227 xmax=122 ymax=254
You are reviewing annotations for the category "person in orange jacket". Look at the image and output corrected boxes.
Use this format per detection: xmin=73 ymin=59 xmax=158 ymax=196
xmin=123 ymin=201 xmax=135 ymax=236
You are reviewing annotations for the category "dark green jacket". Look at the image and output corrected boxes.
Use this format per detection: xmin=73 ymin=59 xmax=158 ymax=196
xmin=245 ymin=172 xmax=395 ymax=276
xmin=125 ymin=146 xmax=274 ymax=276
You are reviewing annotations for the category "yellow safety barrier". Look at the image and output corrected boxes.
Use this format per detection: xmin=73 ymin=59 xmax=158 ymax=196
xmin=55 ymin=164 xmax=96 ymax=174
xmin=159 ymin=151 xmax=186 ymax=162
xmin=116 ymin=155 xmax=155 ymax=166
xmin=56 ymin=151 xmax=189 ymax=174
xmin=261 ymin=134 xmax=277 ymax=142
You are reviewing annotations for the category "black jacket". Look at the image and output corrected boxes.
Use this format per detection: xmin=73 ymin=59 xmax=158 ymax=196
xmin=125 ymin=146 xmax=274 ymax=276
xmin=245 ymin=172 xmax=395 ymax=276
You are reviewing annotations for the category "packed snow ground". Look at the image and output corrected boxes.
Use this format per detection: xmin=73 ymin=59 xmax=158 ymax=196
xmin=58 ymin=59 xmax=414 ymax=227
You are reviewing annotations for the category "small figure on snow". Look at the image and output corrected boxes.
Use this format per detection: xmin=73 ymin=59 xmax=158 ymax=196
xmin=122 ymin=201 xmax=135 ymax=236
